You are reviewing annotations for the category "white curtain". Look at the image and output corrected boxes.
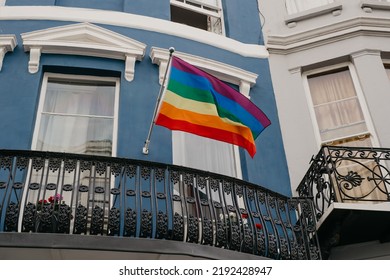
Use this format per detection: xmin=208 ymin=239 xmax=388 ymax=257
xmin=36 ymin=80 xmax=115 ymax=156
xmin=286 ymin=0 xmax=334 ymax=14
xmin=307 ymin=69 xmax=368 ymax=143
xmin=173 ymin=132 xmax=239 ymax=178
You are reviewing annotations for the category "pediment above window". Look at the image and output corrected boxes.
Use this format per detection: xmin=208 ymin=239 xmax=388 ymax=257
xmin=0 ymin=35 xmax=17 ymax=71
xmin=21 ymin=23 xmax=146 ymax=81
xmin=149 ymin=47 xmax=258 ymax=97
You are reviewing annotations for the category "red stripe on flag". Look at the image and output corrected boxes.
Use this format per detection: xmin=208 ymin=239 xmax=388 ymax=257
xmin=156 ymin=113 xmax=256 ymax=157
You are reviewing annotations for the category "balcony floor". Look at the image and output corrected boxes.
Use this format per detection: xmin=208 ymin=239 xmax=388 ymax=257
xmin=317 ymin=202 xmax=390 ymax=257
xmin=0 ymin=232 xmax=268 ymax=260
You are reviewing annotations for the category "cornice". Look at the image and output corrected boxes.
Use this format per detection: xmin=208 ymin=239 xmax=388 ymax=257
xmin=266 ymin=17 xmax=390 ymax=55
xmin=150 ymin=47 xmax=258 ymax=97
xmin=0 ymin=6 xmax=268 ymax=59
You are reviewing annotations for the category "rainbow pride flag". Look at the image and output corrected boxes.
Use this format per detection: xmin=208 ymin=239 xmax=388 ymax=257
xmin=155 ymin=56 xmax=271 ymax=157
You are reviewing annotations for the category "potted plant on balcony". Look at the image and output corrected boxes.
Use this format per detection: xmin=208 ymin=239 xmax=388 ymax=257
xmin=36 ymin=194 xmax=72 ymax=233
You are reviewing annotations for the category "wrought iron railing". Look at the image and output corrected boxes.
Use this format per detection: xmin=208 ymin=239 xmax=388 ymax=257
xmin=0 ymin=149 xmax=320 ymax=259
xmin=297 ymin=146 xmax=390 ymax=220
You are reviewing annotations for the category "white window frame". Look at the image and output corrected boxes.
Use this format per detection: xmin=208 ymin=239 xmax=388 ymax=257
xmin=302 ymin=62 xmax=378 ymax=148
xmin=31 ymin=72 xmax=120 ymax=157
xmin=170 ymin=0 xmax=225 ymax=35
xmin=286 ymin=0 xmax=335 ymax=15
xmin=0 ymin=0 xmax=5 ymax=6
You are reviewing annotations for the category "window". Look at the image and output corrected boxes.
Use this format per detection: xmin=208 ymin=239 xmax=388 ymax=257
xmin=0 ymin=0 xmax=5 ymax=6
xmin=32 ymin=73 xmax=119 ymax=157
xmin=304 ymin=65 xmax=374 ymax=147
xmin=173 ymin=132 xmax=242 ymax=178
xmin=26 ymin=73 xmax=120 ymax=232
xmin=170 ymin=0 xmax=224 ymax=35
xmin=286 ymin=0 xmax=334 ymax=14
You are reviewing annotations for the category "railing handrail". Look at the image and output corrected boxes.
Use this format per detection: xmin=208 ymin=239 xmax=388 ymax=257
xmin=297 ymin=145 xmax=390 ymax=220
xmin=0 ymin=149 xmax=321 ymax=260
xmin=0 ymin=149 xmax=287 ymax=199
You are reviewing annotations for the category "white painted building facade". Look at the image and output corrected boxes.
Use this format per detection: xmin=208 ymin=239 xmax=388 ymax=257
xmin=259 ymin=0 xmax=390 ymax=259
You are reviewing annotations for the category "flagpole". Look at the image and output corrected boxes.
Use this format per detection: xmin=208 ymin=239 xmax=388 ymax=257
xmin=142 ymin=47 xmax=175 ymax=155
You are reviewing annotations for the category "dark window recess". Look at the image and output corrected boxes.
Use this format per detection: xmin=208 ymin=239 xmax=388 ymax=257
xmin=171 ymin=5 xmax=208 ymax=31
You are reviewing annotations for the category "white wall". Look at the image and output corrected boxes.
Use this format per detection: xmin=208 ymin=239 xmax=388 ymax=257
xmin=259 ymin=0 xmax=390 ymax=190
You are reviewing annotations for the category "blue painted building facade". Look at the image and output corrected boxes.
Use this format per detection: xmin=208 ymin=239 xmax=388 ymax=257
xmin=0 ymin=0 xmax=290 ymax=196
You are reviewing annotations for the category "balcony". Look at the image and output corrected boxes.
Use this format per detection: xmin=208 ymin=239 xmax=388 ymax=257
xmin=0 ymin=149 xmax=320 ymax=260
xmin=297 ymin=146 xmax=390 ymax=258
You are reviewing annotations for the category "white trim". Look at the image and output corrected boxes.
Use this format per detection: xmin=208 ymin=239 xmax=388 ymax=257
xmin=285 ymin=2 xmax=342 ymax=26
xmin=171 ymin=0 xmax=221 ymax=18
xmin=348 ymin=62 xmax=379 ymax=147
xmin=302 ymin=62 xmax=379 ymax=148
xmin=0 ymin=35 xmax=17 ymax=71
xmin=21 ymin=23 xmax=146 ymax=81
xmin=361 ymin=0 xmax=390 ymax=12
xmin=31 ymin=73 xmax=120 ymax=157
xmin=267 ymin=17 xmax=390 ymax=55
xmin=316 ymin=202 xmax=390 ymax=229
xmin=0 ymin=6 xmax=268 ymax=58
xmin=149 ymin=47 xmax=258 ymax=97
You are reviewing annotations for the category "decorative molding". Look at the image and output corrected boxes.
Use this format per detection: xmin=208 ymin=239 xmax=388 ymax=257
xmin=285 ymin=3 xmax=343 ymax=26
xmin=350 ymin=49 xmax=382 ymax=60
xmin=267 ymin=17 xmax=390 ymax=55
xmin=0 ymin=6 xmax=268 ymax=59
xmin=21 ymin=22 xmax=146 ymax=80
xmin=0 ymin=35 xmax=17 ymax=71
xmin=149 ymin=47 xmax=258 ymax=97
xmin=361 ymin=0 xmax=390 ymax=12
xmin=288 ymin=66 xmax=302 ymax=74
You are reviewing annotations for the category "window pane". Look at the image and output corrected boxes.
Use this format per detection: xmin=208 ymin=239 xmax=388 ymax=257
xmin=308 ymin=69 xmax=357 ymax=105
xmin=44 ymin=79 xmax=115 ymax=116
xmin=173 ymin=132 xmax=238 ymax=178
xmin=170 ymin=0 xmax=222 ymax=34
xmin=314 ymin=98 xmax=366 ymax=141
xmin=308 ymin=68 xmax=368 ymax=143
xmin=35 ymin=75 xmax=117 ymax=157
xmin=171 ymin=5 xmax=209 ymax=31
xmin=37 ymin=115 xmax=113 ymax=156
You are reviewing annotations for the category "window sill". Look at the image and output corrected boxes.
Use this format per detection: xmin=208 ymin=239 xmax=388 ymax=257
xmin=285 ymin=3 xmax=343 ymax=28
xmin=361 ymin=0 xmax=390 ymax=13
